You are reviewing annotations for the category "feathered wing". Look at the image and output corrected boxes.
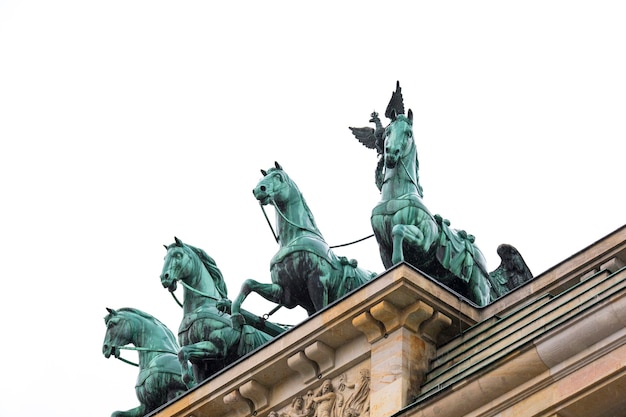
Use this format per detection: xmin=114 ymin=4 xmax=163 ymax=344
xmin=385 ymin=81 xmax=405 ymax=120
xmin=349 ymin=111 xmax=385 ymax=155
xmin=488 ymin=244 xmax=533 ymax=298
xmin=350 ymin=111 xmax=385 ymax=190
xmin=349 ymin=126 xmax=378 ymax=150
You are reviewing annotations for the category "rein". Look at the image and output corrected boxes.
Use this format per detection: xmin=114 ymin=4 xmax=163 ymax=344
xmin=329 ymin=233 xmax=374 ymax=249
xmin=400 ymin=157 xmax=419 ymax=190
xmin=179 ymin=280 xmax=221 ymax=302
xmin=112 ymin=345 xmax=178 ymax=367
xmin=260 ymin=203 xmax=279 ymax=243
xmin=259 ymin=200 xmax=374 ymax=249
xmin=273 ymin=203 xmax=325 ymax=240
xmin=170 ymin=279 xmax=229 ymax=312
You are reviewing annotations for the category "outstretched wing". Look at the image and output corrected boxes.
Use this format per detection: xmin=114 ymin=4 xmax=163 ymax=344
xmin=349 ymin=126 xmax=378 ymax=150
xmin=350 ymin=111 xmax=385 ymax=154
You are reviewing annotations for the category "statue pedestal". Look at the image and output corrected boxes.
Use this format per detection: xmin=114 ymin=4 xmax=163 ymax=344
xmin=151 ymin=225 xmax=626 ymax=417
xmin=153 ymin=264 xmax=465 ymax=417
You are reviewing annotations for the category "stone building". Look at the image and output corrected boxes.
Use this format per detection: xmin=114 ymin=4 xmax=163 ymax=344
xmin=152 ymin=225 xmax=626 ymax=417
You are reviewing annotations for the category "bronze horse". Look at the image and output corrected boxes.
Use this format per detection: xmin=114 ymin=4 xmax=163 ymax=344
xmin=160 ymin=238 xmax=282 ymax=387
xmin=102 ymin=307 xmax=189 ymax=417
xmin=231 ymin=163 xmax=377 ymax=321
xmin=351 ymin=82 xmax=532 ymax=306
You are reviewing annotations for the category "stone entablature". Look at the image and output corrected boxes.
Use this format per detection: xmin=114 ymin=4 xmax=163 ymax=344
xmin=152 ymin=226 xmax=626 ymax=417
xmin=151 ymin=264 xmax=461 ymax=417
xmin=412 ymin=266 xmax=626 ymax=416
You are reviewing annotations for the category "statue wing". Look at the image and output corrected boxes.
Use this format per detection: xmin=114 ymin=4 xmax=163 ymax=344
xmin=489 ymin=244 xmax=533 ymax=297
xmin=385 ymin=81 xmax=405 ymax=120
xmin=349 ymin=126 xmax=379 ymax=150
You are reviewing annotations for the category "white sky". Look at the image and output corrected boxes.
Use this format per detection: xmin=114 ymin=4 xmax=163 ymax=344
xmin=0 ymin=2 xmax=624 ymax=416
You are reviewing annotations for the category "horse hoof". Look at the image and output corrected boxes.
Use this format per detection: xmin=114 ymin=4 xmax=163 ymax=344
xmin=217 ymin=299 xmax=232 ymax=314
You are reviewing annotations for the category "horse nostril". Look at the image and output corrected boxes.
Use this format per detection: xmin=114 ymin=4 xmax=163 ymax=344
xmin=163 ymin=273 xmax=169 ymax=280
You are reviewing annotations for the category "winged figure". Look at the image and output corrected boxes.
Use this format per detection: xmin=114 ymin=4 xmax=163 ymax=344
xmin=349 ymin=111 xmax=385 ymax=155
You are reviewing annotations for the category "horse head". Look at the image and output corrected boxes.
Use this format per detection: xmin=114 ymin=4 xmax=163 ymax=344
xmin=102 ymin=307 xmax=132 ymax=359
xmin=253 ymin=161 xmax=293 ymax=207
xmin=161 ymin=238 xmax=229 ymax=312
xmin=253 ymin=161 xmax=322 ymax=245
xmin=161 ymin=237 xmax=194 ymax=291
xmin=383 ymin=111 xmax=414 ymax=169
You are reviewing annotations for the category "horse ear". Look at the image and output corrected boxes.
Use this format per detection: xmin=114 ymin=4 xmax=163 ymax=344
xmin=106 ymin=307 xmax=116 ymax=315
xmin=261 ymin=169 xmax=267 ymax=176
xmin=163 ymin=244 xmax=168 ymax=250
xmin=175 ymin=236 xmax=183 ymax=246
xmin=408 ymin=109 xmax=413 ymax=123
xmin=275 ymin=161 xmax=283 ymax=170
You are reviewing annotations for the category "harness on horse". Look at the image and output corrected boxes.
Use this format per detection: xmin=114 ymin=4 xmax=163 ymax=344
xmin=261 ymin=202 xmax=374 ymax=254
xmin=169 ymin=279 xmax=225 ymax=308
xmin=259 ymin=202 xmax=374 ymax=317
xmin=135 ymin=355 xmax=184 ymax=387
xmin=110 ymin=345 xmax=178 ymax=367
xmin=371 ymin=193 xmax=430 ymax=217
xmin=270 ymin=234 xmax=337 ymax=269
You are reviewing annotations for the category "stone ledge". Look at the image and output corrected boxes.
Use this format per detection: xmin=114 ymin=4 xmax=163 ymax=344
xmin=152 ymin=265 xmax=459 ymax=417
xmin=150 ymin=226 xmax=626 ymax=417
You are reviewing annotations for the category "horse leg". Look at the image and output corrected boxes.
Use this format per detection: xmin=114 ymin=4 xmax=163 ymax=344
xmin=167 ymin=385 xmax=187 ymax=402
xmin=176 ymin=347 xmax=196 ymax=388
xmin=111 ymin=405 xmax=147 ymax=417
xmin=166 ymin=372 xmax=189 ymax=402
xmin=178 ymin=341 xmax=226 ymax=388
xmin=309 ymin=269 xmax=331 ymax=312
xmin=391 ymin=224 xmax=425 ymax=265
xmin=378 ymin=245 xmax=393 ymax=269
xmin=232 ymin=279 xmax=283 ymax=328
xmin=372 ymin=216 xmax=394 ymax=269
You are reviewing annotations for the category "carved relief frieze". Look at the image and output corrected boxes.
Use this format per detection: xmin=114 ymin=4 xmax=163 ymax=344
xmin=267 ymin=363 xmax=371 ymax=417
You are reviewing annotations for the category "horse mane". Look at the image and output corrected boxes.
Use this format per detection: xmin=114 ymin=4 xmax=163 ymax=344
xmin=185 ymin=244 xmax=229 ymax=299
xmin=267 ymin=167 xmax=321 ymax=234
xmin=107 ymin=307 xmax=179 ymax=346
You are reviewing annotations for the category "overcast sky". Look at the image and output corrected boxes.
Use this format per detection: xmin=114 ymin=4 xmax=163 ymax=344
xmin=1 ymin=2 xmax=624 ymax=416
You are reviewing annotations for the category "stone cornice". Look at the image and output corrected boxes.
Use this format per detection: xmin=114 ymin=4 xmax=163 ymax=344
xmin=151 ymin=225 xmax=626 ymax=417
xmin=152 ymin=265 xmax=458 ymax=417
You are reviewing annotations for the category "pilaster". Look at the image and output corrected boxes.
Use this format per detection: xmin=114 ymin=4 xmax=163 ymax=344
xmin=353 ymin=300 xmax=451 ymax=417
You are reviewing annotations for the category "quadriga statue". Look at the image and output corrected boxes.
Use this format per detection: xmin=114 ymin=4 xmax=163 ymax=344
xmin=350 ymin=81 xmax=532 ymax=306
xmin=102 ymin=307 xmax=191 ymax=417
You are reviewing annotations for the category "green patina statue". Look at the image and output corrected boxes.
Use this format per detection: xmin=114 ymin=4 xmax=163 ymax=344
xmin=350 ymin=81 xmax=532 ymax=306
xmin=160 ymin=237 xmax=285 ymax=388
xmin=102 ymin=307 xmax=190 ymax=417
xmin=231 ymin=162 xmax=378 ymax=321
